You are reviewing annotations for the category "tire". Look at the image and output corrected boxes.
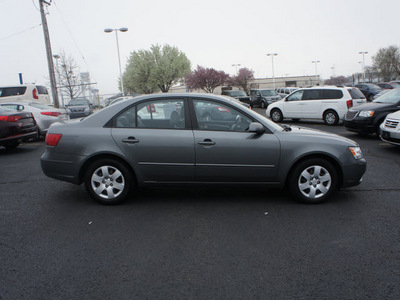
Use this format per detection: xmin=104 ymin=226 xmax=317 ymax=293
xmin=368 ymin=94 xmax=374 ymax=102
xmin=323 ymin=110 xmax=339 ymax=126
xmin=288 ymin=158 xmax=337 ymax=204
xmin=292 ymin=118 xmax=300 ymax=122
xmin=260 ymin=101 xmax=266 ymax=109
xmin=4 ymin=142 xmax=19 ymax=149
xmin=270 ymin=109 xmax=283 ymax=123
xmin=84 ymin=158 xmax=133 ymax=205
xmin=375 ymin=119 xmax=384 ymax=136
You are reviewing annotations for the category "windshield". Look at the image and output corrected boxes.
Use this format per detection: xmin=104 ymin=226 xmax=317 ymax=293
xmin=230 ymin=91 xmax=246 ymax=97
xmin=373 ymin=88 xmax=400 ymax=104
xmin=366 ymin=84 xmax=381 ymax=91
xmin=261 ymin=90 xmax=278 ymax=97
xmin=68 ymin=99 xmax=89 ymax=106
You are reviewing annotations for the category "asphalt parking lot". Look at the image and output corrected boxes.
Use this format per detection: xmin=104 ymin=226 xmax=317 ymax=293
xmin=1 ymin=109 xmax=399 ymax=299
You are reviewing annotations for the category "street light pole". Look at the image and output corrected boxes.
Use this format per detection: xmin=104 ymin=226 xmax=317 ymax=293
xmin=104 ymin=27 xmax=128 ymax=96
xmin=359 ymin=51 xmax=368 ymax=83
xmin=312 ymin=60 xmax=320 ymax=85
xmin=232 ymin=64 xmax=241 ymax=75
xmin=267 ymin=53 xmax=278 ymax=89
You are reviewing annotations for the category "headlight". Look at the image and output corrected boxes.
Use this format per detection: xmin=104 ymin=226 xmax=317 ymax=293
xmin=359 ymin=111 xmax=374 ymax=117
xmin=349 ymin=147 xmax=363 ymax=160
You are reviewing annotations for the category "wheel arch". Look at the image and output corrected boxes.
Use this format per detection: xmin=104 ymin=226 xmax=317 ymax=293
xmin=284 ymin=153 xmax=344 ymax=188
xmin=78 ymin=153 xmax=138 ymax=185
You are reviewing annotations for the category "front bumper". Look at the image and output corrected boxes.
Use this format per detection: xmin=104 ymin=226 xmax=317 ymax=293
xmin=380 ymin=129 xmax=400 ymax=146
xmin=343 ymin=118 xmax=375 ymax=134
xmin=341 ymin=158 xmax=367 ymax=188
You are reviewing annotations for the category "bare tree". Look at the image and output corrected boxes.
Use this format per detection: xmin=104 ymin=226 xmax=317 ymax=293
xmin=54 ymin=51 xmax=85 ymax=100
xmin=372 ymin=45 xmax=400 ymax=81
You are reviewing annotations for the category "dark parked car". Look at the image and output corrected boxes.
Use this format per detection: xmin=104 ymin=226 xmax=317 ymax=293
xmin=0 ymin=106 xmax=37 ymax=149
xmin=344 ymin=88 xmax=400 ymax=135
xmin=221 ymin=90 xmax=252 ymax=106
xmin=66 ymin=98 xmax=93 ymax=119
xmin=41 ymin=93 xmax=366 ymax=205
xmin=250 ymin=89 xmax=281 ymax=108
xmin=376 ymin=82 xmax=398 ymax=89
xmin=354 ymin=83 xmax=382 ymax=101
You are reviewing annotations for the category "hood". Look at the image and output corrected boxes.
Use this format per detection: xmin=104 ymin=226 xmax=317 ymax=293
xmin=350 ymin=102 xmax=395 ymax=111
xmin=281 ymin=125 xmax=358 ymax=146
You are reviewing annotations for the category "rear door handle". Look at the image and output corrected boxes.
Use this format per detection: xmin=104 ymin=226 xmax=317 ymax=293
xmin=198 ymin=139 xmax=216 ymax=146
xmin=122 ymin=137 xmax=139 ymax=144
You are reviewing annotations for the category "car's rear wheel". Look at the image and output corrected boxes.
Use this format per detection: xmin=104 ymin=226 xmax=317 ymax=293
xmin=289 ymin=158 xmax=337 ymax=204
xmin=84 ymin=158 xmax=133 ymax=205
xmin=271 ymin=108 xmax=283 ymax=122
xmin=323 ymin=110 xmax=339 ymax=125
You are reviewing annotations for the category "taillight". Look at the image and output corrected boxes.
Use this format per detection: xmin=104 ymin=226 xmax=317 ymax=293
xmin=45 ymin=133 xmax=62 ymax=146
xmin=217 ymin=107 xmax=230 ymax=112
xmin=346 ymin=99 xmax=353 ymax=109
xmin=33 ymin=88 xmax=39 ymax=99
xmin=0 ymin=115 xmax=22 ymax=122
xmin=41 ymin=112 xmax=61 ymax=117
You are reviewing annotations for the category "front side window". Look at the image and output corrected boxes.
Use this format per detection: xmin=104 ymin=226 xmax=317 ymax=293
xmin=136 ymin=99 xmax=185 ymax=129
xmin=286 ymin=90 xmax=304 ymax=101
xmin=193 ymin=100 xmax=252 ymax=132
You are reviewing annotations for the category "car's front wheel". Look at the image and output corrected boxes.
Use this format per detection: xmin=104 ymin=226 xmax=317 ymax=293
xmin=84 ymin=158 xmax=133 ymax=205
xmin=289 ymin=158 xmax=337 ymax=204
xmin=260 ymin=101 xmax=266 ymax=109
xmin=270 ymin=108 xmax=283 ymax=122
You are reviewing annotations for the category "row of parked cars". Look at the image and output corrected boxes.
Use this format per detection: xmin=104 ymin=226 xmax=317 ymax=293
xmin=0 ymin=84 xmax=96 ymax=149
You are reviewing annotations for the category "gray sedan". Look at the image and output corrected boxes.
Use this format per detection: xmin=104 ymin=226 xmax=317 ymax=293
xmin=41 ymin=93 xmax=366 ymax=205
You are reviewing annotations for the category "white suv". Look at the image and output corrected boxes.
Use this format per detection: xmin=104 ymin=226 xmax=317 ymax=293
xmin=266 ymin=86 xmax=366 ymax=125
xmin=0 ymin=84 xmax=51 ymax=105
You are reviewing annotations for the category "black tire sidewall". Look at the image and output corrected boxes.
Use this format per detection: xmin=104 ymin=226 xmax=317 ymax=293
xmin=289 ymin=158 xmax=337 ymax=204
xmin=84 ymin=158 xmax=132 ymax=205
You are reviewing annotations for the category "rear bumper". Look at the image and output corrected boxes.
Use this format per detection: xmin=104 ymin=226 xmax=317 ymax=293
xmin=0 ymin=131 xmax=37 ymax=146
xmin=41 ymin=150 xmax=85 ymax=184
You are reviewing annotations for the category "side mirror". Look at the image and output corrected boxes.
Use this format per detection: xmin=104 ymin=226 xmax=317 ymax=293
xmin=249 ymin=122 xmax=265 ymax=134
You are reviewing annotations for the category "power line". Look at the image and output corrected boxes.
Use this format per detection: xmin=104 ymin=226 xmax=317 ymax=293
xmin=52 ymin=0 xmax=94 ymax=79
xmin=0 ymin=24 xmax=42 ymax=41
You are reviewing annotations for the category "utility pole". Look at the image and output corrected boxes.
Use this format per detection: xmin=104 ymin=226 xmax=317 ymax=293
xmin=39 ymin=0 xmax=59 ymax=108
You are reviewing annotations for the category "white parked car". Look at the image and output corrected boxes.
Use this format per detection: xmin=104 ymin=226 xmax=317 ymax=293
xmin=0 ymin=102 xmax=69 ymax=136
xmin=0 ymin=84 xmax=51 ymax=105
xmin=380 ymin=110 xmax=400 ymax=146
xmin=266 ymin=86 xmax=366 ymax=125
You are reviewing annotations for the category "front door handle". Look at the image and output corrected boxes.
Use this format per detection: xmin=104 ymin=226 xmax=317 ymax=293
xmin=198 ymin=139 xmax=216 ymax=146
xmin=122 ymin=137 xmax=139 ymax=144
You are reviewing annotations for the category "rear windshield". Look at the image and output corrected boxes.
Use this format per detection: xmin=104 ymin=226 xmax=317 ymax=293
xmin=260 ymin=90 xmax=278 ymax=97
xmin=0 ymin=87 xmax=27 ymax=97
xmin=36 ymin=86 xmax=48 ymax=95
xmin=348 ymin=88 xmax=365 ymax=99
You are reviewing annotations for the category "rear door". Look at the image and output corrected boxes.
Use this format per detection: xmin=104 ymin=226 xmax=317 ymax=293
xmin=111 ymin=98 xmax=195 ymax=182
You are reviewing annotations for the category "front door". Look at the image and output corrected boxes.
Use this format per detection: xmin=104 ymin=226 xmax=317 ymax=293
xmin=192 ymin=99 xmax=281 ymax=182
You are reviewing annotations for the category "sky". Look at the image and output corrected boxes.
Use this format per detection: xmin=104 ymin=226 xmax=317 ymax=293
xmin=1 ymin=0 xmax=399 ymax=96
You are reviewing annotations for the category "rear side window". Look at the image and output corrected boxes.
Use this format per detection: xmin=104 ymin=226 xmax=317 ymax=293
xmin=302 ymin=90 xmax=321 ymax=100
xmin=322 ymin=89 xmax=343 ymax=99
xmin=36 ymin=86 xmax=48 ymax=95
xmin=0 ymin=87 xmax=27 ymax=97
xmin=348 ymin=88 xmax=365 ymax=99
